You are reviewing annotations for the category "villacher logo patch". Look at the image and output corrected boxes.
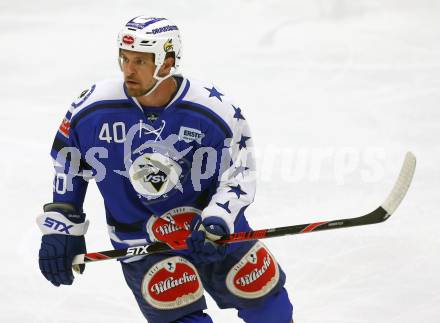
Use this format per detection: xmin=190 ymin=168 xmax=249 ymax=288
xmin=141 ymin=256 xmax=204 ymax=309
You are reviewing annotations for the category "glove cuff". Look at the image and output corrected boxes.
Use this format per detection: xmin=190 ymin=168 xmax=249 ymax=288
xmin=37 ymin=202 xmax=89 ymax=236
xmin=43 ymin=202 xmax=85 ymax=223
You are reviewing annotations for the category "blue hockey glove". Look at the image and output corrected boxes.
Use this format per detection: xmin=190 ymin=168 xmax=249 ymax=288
xmin=36 ymin=203 xmax=89 ymax=286
xmin=186 ymin=216 xmax=230 ymax=264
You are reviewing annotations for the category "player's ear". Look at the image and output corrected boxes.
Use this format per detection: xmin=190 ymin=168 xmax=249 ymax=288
xmin=158 ymin=52 xmax=175 ymax=76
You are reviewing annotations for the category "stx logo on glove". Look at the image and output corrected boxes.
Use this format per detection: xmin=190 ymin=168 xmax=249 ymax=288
xmin=43 ymin=217 xmax=74 ymax=234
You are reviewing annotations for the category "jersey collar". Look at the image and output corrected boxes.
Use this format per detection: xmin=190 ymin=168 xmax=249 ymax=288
xmin=124 ymin=76 xmax=190 ymax=113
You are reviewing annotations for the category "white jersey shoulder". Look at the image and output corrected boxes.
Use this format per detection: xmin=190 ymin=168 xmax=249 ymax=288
xmin=70 ymin=79 xmax=127 ymax=120
xmin=183 ymin=79 xmax=255 ymax=234
xmin=183 ymin=78 xmax=239 ymax=129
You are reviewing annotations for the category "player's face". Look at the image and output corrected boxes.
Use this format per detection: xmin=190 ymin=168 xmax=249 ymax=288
xmin=119 ymin=50 xmax=156 ymax=97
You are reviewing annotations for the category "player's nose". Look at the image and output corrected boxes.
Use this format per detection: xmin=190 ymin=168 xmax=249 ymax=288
xmin=124 ymin=61 xmax=137 ymax=75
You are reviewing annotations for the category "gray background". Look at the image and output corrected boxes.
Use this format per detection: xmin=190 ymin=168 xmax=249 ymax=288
xmin=1 ymin=0 xmax=439 ymax=322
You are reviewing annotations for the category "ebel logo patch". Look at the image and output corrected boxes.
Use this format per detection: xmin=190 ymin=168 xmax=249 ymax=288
xmin=226 ymin=242 xmax=280 ymax=299
xmin=141 ymin=256 xmax=203 ymax=309
xmin=178 ymin=127 xmax=204 ymax=144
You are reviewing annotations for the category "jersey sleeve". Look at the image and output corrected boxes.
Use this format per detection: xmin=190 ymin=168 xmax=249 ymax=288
xmin=201 ymin=107 xmax=256 ymax=234
xmin=50 ymin=105 xmax=89 ymax=212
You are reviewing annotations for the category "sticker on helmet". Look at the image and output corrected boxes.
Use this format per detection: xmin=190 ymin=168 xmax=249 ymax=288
xmin=142 ymin=256 xmax=204 ymax=309
xmin=163 ymin=39 xmax=174 ymax=52
xmin=152 ymin=25 xmax=178 ymax=35
xmin=226 ymin=242 xmax=280 ymax=299
xmin=122 ymin=35 xmax=135 ymax=45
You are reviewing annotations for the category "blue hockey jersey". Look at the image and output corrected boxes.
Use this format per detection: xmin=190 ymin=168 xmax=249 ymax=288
xmin=50 ymin=77 xmax=256 ymax=250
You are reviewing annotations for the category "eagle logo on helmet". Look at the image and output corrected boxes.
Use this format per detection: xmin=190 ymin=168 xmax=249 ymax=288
xmin=163 ymin=39 xmax=173 ymax=52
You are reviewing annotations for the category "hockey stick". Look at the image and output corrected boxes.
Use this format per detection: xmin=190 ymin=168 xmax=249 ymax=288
xmin=72 ymin=152 xmax=416 ymax=265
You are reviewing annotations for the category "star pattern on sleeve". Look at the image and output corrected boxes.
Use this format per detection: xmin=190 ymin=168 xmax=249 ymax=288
xmin=232 ymin=105 xmax=245 ymax=121
xmin=232 ymin=162 xmax=250 ymax=178
xmin=228 ymin=184 xmax=247 ymax=199
xmin=216 ymin=201 xmax=231 ymax=214
xmin=204 ymin=86 xmax=224 ymax=102
xmin=237 ymin=135 xmax=251 ymax=150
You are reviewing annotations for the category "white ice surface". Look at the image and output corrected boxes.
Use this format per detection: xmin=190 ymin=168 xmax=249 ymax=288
xmin=1 ymin=1 xmax=439 ymax=322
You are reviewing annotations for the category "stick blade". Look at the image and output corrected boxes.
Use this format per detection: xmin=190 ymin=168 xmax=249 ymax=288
xmin=381 ymin=152 xmax=416 ymax=216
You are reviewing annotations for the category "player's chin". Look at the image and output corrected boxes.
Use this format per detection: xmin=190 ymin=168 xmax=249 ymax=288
xmin=125 ymin=83 xmax=145 ymax=97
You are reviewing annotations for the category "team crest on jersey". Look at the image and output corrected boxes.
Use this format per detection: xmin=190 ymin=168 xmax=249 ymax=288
xmin=142 ymin=256 xmax=204 ymax=309
xmin=178 ymin=126 xmax=205 ymax=144
xmin=129 ymin=152 xmax=182 ymax=198
xmin=146 ymin=207 xmax=200 ymax=245
xmin=71 ymin=84 xmax=96 ymax=109
xmin=58 ymin=117 xmax=71 ymax=138
xmin=226 ymin=242 xmax=280 ymax=299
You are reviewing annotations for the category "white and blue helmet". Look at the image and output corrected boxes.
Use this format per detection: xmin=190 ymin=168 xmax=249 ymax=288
xmin=118 ymin=17 xmax=182 ymax=96
xmin=117 ymin=16 xmax=182 ymax=70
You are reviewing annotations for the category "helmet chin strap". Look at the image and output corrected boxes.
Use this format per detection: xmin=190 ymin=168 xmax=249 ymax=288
xmin=142 ymin=65 xmax=175 ymax=97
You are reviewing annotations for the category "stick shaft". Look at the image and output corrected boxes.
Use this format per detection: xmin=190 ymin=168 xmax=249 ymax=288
xmin=72 ymin=152 xmax=416 ymax=265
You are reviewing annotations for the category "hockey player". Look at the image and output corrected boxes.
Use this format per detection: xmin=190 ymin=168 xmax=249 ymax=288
xmin=37 ymin=16 xmax=294 ymax=323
